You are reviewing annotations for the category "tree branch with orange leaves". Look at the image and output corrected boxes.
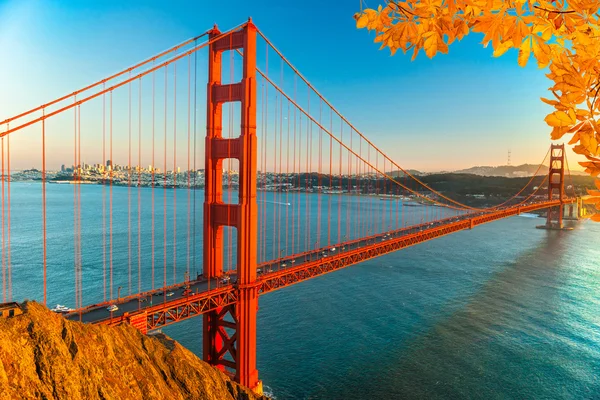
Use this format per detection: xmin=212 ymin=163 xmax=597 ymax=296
xmin=355 ymin=0 xmax=600 ymax=220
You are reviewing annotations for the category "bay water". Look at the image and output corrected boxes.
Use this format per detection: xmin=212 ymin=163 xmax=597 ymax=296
xmin=5 ymin=182 xmax=599 ymax=399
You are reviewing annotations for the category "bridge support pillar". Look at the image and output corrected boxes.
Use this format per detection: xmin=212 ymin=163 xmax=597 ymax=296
xmin=126 ymin=312 xmax=148 ymax=335
xmin=203 ymin=20 xmax=261 ymax=393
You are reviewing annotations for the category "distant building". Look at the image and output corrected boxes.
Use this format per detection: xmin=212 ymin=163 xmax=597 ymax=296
xmin=61 ymin=164 xmax=66 ymax=172
xmin=0 ymin=302 xmax=22 ymax=318
xmin=106 ymin=160 xmax=112 ymax=168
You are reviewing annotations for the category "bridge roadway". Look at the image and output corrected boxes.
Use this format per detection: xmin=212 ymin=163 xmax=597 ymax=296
xmin=66 ymin=198 xmax=573 ymax=330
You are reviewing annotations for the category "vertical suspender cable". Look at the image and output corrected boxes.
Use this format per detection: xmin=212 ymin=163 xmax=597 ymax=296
xmin=102 ymin=86 xmax=106 ymax=302
xmin=193 ymin=41 xmax=198 ymax=277
xmin=306 ymin=89 xmax=311 ymax=254
xmin=110 ymin=91 xmax=114 ymax=300
xmin=2 ymin=137 xmax=5 ymax=303
xmin=317 ymin=99 xmax=322 ymax=248
xmin=263 ymin=44 xmax=269 ymax=264
xmin=272 ymin=92 xmax=278 ymax=261
xmin=263 ymin=74 xmax=268 ymax=263
xmin=286 ymin=99 xmax=290 ymax=257
xmin=152 ymin=67 xmax=156 ymax=289
xmin=347 ymin=128 xmax=352 ymax=239
xmin=41 ymin=116 xmax=47 ymax=305
xmin=6 ymin=134 xmax=10 ymax=302
xmin=338 ymin=119 xmax=342 ymax=244
xmin=187 ymin=54 xmax=191 ymax=280
xmin=278 ymin=61 xmax=283 ymax=261
xmin=163 ymin=66 xmax=168 ymax=294
xmin=77 ymin=105 xmax=82 ymax=309
xmin=297 ymin=109 xmax=302 ymax=254
xmin=128 ymin=77 xmax=132 ymax=295
xmin=73 ymin=100 xmax=77 ymax=307
xmin=138 ymin=77 xmax=142 ymax=294
xmin=328 ymin=108 xmax=332 ymax=246
xmin=173 ymin=61 xmax=178 ymax=284
xmin=257 ymin=75 xmax=262 ymax=263
xmin=308 ymin=90 xmax=312 ymax=253
xmin=292 ymin=77 xmax=297 ymax=255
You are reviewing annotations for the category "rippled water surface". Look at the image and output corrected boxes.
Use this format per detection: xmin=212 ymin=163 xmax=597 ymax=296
xmin=7 ymin=183 xmax=600 ymax=399
xmin=168 ymin=202 xmax=599 ymax=399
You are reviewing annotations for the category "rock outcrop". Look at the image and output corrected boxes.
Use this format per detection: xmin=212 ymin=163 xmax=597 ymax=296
xmin=0 ymin=302 xmax=267 ymax=400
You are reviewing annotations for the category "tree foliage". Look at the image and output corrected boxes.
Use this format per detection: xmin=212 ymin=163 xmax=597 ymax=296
xmin=355 ymin=0 xmax=600 ymax=220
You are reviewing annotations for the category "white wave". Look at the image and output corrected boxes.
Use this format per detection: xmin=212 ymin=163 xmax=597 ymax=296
xmin=262 ymin=385 xmax=277 ymax=399
xmin=260 ymin=200 xmax=291 ymax=206
xmin=518 ymin=213 xmax=540 ymax=218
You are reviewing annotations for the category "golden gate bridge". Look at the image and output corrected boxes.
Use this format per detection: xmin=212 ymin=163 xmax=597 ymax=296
xmin=0 ymin=20 xmax=585 ymax=393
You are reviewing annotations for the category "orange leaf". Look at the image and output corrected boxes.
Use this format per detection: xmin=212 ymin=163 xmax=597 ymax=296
xmin=545 ymin=110 xmax=576 ymax=127
xmin=518 ymin=37 xmax=531 ymax=67
xmin=541 ymin=97 xmax=559 ymax=106
xmin=493 ymin=40 xmax=513 ymax=57
xmin=356 ymin=13 xmax=369 ymax=29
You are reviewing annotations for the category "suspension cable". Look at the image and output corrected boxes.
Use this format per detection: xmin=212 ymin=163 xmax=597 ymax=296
xmin=0 ymin=32 xmax=210 ymax=127
xmin=241 ymin=40 xmax=550 ymax=212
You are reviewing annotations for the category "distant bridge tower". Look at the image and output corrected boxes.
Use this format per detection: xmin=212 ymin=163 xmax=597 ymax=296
xmin=546 ymin=144 xmax=565 ymax=228
xmin=203 ymin=21 xmax=261 ymax=393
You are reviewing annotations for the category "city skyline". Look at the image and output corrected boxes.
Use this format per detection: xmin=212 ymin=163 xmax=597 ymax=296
xmin=10 ymin=156 xmax=557 ymax=175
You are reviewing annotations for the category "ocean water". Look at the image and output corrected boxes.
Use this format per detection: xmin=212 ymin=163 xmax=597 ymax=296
xmin=166 ymin=217 xmax=600 ymax=399
xmin=4 ymin=183 xmax=600 ymax=399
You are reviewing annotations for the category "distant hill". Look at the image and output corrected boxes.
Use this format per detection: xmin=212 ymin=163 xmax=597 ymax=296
xmin=388 ymin=169 xmax=425 ymax=177
xmin=452 ymin=164 xmax=587 ymax=177
xmin=386 ymin=164 xmax=587 ymax=177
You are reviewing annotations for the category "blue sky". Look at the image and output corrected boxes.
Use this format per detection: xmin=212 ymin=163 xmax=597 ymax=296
xmin=0 ymin=0 xmax=580 ymax=171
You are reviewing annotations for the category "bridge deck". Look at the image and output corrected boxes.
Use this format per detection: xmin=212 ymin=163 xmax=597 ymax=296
xmin=66 ymin=199 xmax=573 ymax=330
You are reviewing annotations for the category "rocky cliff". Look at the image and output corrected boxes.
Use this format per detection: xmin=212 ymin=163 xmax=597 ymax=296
xmin=0 ymin=302 xmax=267 ymax=400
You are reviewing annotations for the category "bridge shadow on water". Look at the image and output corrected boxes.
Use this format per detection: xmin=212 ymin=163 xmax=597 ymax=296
xmin=318 ymin=227 xmax=600 ymax=400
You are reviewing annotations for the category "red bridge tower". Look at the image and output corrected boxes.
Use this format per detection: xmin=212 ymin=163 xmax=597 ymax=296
xmin=203 ymin=21 xmax=261 ymax=393
xmin=546 ymin=143 xmax=565 ymax=229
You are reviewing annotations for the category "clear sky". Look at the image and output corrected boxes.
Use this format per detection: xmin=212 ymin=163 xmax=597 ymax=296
xmin=0 ymin=0 xmax=583 ymax=172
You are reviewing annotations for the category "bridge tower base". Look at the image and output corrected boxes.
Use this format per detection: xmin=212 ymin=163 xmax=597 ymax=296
xmin=203 ymin=21 xmax=261 ymax=393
